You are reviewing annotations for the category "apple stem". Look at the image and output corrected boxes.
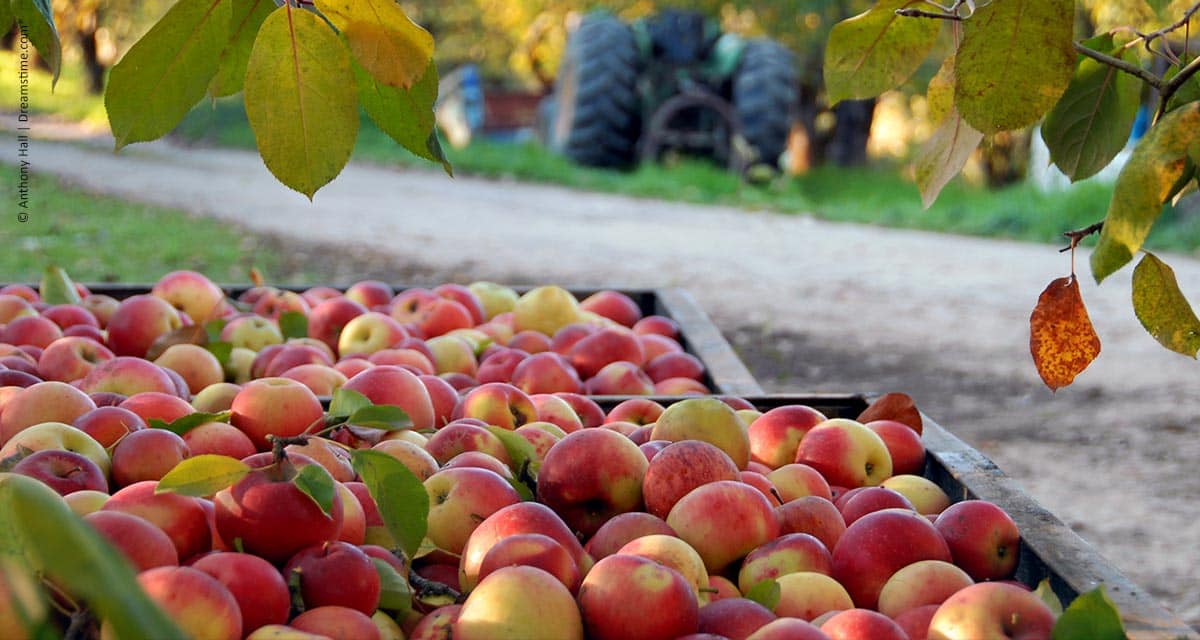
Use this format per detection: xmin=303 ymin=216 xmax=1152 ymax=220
xmin=769 ymin=487 xmax=786 ymax=507
xmin=63 ymin=608 xmax=96 ymax=640
xmin=409 ymin=571 xmax=465 ymax=605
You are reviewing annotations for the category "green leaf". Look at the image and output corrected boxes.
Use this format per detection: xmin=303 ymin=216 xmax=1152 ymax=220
xmin=351 ymin=448 xmax=429 ymax=560
xmin=149 ymin=410 xmax=233 ymax=436
xmin=1091 ymin=102 xmax=1200 ymax=282
xmin=313 ymin=0 xmax=434 ymax=89
xmin=0 ymin=4 xmax=13 ymax=36
xmin=1052 ymin=585 xmax=1125 ymax=640
xmin=348 ymin=404 xmax=413 ymax=431
xmin=244 ymin=5 xmax=360 ymax=198
xmin=105 ymin=0 xmax=232 ymax=150
xmin=294 ymin=462 xmax=337 ymax=515
xmin=1042 ymin=35 xmax=1141 ymax=182
xmin=745 ymin=579 xmax=781 ymax=611
xmin=371 ymin=557 xmax=413 ymax=617
xmin=330 ymin=387 xmax=373 ymax=420
xmin=484 ymin=425 xmax=539 ymax=477
xmin=1131 ymin=253 xmax=1200 ymax=357
xmin=1034 ymin=578 xmax=1064 ymax=616
xmin=278 ymin=310 xmax=309 ymax=340
xmin=823 ymin=0 xmax=942 ymax=104
xmin=0 ymin=475 xmax=188 ymax=640
xmin=206 ymin=340 xmax=234 ymax=366
xmin=914 ymin=108 xmax=984 ymax=208
xmin=356 ymin=58 xmax=451 ymax=173
xmin=204 ymin=317 xmax=228 ymax=343
xmin=38 ymin=265 xmax=80 ymax=305
xmin=1165 ymin=54 xmax=1200 ymax=113
xmin=10 ymin=0 xmax=61 ymax=87
xmin=209 ymin=0 xmax=275 ymax=97
xmin=156 ymin=454 xmax=251 ymax=497
xmin=955 ymin=0 xmax=1075 ymax=133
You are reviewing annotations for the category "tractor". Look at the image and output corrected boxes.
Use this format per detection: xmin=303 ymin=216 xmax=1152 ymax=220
xmin=542 ymin=9 xmax=799 ymax=174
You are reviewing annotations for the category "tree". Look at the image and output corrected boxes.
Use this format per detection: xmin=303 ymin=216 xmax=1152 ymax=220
xmin=824 ymin=0 xmax=1200 ymax=387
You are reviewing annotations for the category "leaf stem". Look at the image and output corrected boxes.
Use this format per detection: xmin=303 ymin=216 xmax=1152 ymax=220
xmin=1059 ymin=221 xmax=1105 ymax=254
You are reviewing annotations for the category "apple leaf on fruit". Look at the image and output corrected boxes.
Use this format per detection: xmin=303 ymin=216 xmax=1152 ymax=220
xmin=278 ymin=310 xmax=309 ymax=340
xmin=293 ymin=463 xmax=337 ymax=515
xmin=0 ymin=475 xmax=187 ymax=639
xmin=1034 ymin=578 xmax=1064 ymax=616
xmin=1052 ymin=586 xmax=1125 ymax=640
xmin=351 ymin=449 xmax=429 ymax=560
xmin=744 ymin=579 xmax=781 ymax=611
xmin=346 ymin=405 xmax=413 ymax=432
xmin=38 ymin=266 xmax=81 ymax=305
xmin=149 ymin=410 xmax=233 ymax=436
xmin=371 ymin=557 xmax=414 ymax=617
xmin=485 ymin=426 xmax=540 ymax=499
xmin=1030 ymin=276 xmax=1102 ymax=390
xmin=857 ymin=392 xmax=923 ymax=434
xmin=329 ymin=387 xmax=374 ymax=421
xmin=155 ymin=454 xmax=251 ymax=497
xmin=1131 ymin=253 xmax=1200 ymax=357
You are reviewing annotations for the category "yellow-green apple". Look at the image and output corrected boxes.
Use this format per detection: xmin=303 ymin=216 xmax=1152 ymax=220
xmin=666 ymin=480 xmax=779 ymax=573
xmin=475 ymin=346 xmax=529 ymax=385
xmin=423 ymin=422 xmax=512 ymax=466
xmin=578 ymin=290 xmax=642 ymax=327
xmin=280 ymin=363 xmax=348 ymax=396
xmin=337 ymin=311 xmax=408 ymax=357
xmin=251 ymin=288 xmax=310 ymax=320
xmin=345 ymin=280 xmax=394 ymax=310
xmin=1 ymin=315 xmax=62 ymax=349
xmin=425 ymin=467 xmax=523 ymax=554
xmin=36 ymin=336 xmax=113 ymax=382
xmin=213 ymin=460 xmax=344 ymax=564
xmin=749 ymin=405 xmax=827 ymax=469
xmin=152 ymin=270 xmax=227 ymax=324
xmin=644 ymin=352 xmax=704 ymax=384
xmin=510 ymin=329 xmax=553 ymax=353
xmin=307 ymin=296 xmax=368 ymax=354
xmin=119 ymin=391 xmax=195 ymax=424
xmin=183 ymin=422 xmax=257 ymax=459
xmin=839 ymin=487 xmax=916 ymax=525
xmin=478 ymin=533 xmax=582 ymax=592
xmin=775 ymin=496 xmax=847 ymax=552
xmin=650 ymin=398 xmax=751 ymax=469
xmin=83 ymin=510 xmax=178 ymax=570
xmin=773 ymin=571 xmax=854 ymax=620
xmin=881 ymin=474 xmax=951 ymax=516
xmin=605 ymin=398 xmax=665 ymax=426
xmin=342 ymin=365 xmax=435 ymax=431
xmin=642 ymin=440 xmax=740 ymax=519
xmin=567 ymin=327 xmax=645 ymax=379
xmin=514 ymin=422 xmax=562 ymax=462
xmin=819 ymin=608 xmax=908 ymax=640
xmin=224 ymin=347 xmax=256 ymax=384
xmin=12 ymin=448 xmax=108 ymax=495
xmin=738 ymin=533 xmax=834 ymax=593
xmin=455 ymin=566 xmax=584 ymax=640
xmin=154 ymin=343 xmax=224 ymax=395
xmin=289 ymin=605 xmax=382 ymax=640
xmin=110 ymin=428 xmax=189 ymax=487
xmin=894 ymin=603 xmax=939 ymax=640
xmin=537 ymin=428 xmax=649 ymax=538
xmin=372 ymin=610 xmax=404 ymax=640
xmin=119 ymin=565 xmax=242 ymax=640
xmin=768 ymin=463 xmax=833 ymax=502
xmin=285 ymin=437 xmax=354 ymax=482
xmin=64 ymin=488 xmax=109 ymax=515
xmin=926 ymin=582 xmax=1055 ymax=640
xmin=79 ymin=356 xmax=178 ymax=397
xmin=934 ymin=500 xmax=1020 ymax=581
xmin=866 ymin=420 xmax=925 ymax=476
xmin=105 ymin=294 xmax=183 ymax=357
xmin=371 ymin=439 xmax=438 ymax=480
xmin=284 ymin=541 xmax=381 ymax=615
xmin=425 ymin=336 xmax=478 ymax=376
xmin=191 ymin=383 xmax=242 ymax=413
xmin=467 ymin=281 xmax=519 ymax=320
xmin=442 ymin=451 xmax=514 ymax=478
xmin=433 ymin=283 xmax=487 ymax=325
xmin=745 ymin=617 xmax=831 ymax=640
xmin=367 ymin=348 xmax=435 ymax=374
xmin=459 ymin=382 xmax=537 ymax=430
xmin=877 ymin=560 xmax=974 ymax=619
xmin=831 ymin=508 xmax=952 ymax=609
xmin=70 ymin=405 xmax=145 ymax=449
xmin=578 ymin=554 xmax=699 ymax=640
xmin=697 ymin=599 xmax=778 ymax=638
xmin=418 ymin=374 xmax=460 ymax=427
xmin=459 ymin=502 xmax=590 ymax=592
xmin=103 ymin=480 xmax=212 ymax=561
xmin=219 ymin=315 xmax=283 ymax=351
xmin=529 ymin=394 xmax=583 ymax=433
xmin=191 ymin=551 xmax=291 ymax=635
xmin=230 ymin=377 xmax=324 ymax=451
xmin=584 ymin=361 xmax=655 ymax=395
xmin=617 ymin=534 xmax=709 ymax=603
xmin=583 ymin=512 xmax=676 ymax=561
xmin=0 ymin=421 xmax=110 ymax=476
xmin=512 ymin=286 xmax=580 ymax=337
xmin=552 ymin=392 xmax=604 ymax=428
xmin=510 ymin=352 xmax=583 ymax=394
xmin=795 ymin=419 xmax=893 ymax=488
xmin=0 ymin=293 xmax=36 ymax=324
xmin=632 ymin=315 xmax=679 ymax=338
xmin=0 ymin=380 xmax=96 ymax=446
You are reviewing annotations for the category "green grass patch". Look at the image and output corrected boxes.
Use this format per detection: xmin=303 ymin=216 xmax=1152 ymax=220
xmin=0 ymin=51 xmax=107 ymax=125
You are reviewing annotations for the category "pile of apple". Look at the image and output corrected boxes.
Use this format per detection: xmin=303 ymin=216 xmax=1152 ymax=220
xmin=0 ymin=271 xmax=1065 ymax=640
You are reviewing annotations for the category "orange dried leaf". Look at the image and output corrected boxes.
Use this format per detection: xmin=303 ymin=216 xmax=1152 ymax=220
xmin=857 ymin=392 xmax=923 ymax=434
xmin=1030 ymin=276 xmax=1101 ymax=390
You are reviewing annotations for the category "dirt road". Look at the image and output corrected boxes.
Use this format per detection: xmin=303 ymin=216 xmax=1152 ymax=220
xmin=5 ymin=126 xmax=1199 ymax=625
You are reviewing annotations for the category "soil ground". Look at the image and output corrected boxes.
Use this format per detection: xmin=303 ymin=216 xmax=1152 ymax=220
xmin=4 ymin=122 xmax=1198 ymax=627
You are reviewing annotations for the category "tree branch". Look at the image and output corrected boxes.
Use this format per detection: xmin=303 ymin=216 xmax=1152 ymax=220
xmin=1162 ymin=54 xmax=1200 ymax=104
xmin=1073 ymin=42 xmax=1163 ymax=91
xmin=896 ymin=8 xmax=963 ymax=20
xmin=1059 ymin=222 xmax=1104 ymax=253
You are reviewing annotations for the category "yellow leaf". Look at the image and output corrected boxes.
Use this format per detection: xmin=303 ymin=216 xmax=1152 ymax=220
xmin=1030 ymin=276 xmax=1102 ymax=390
xmin=315 ymin=0 xmax=434 ymax=90
xmin=1132 ymin=253 xmax=1200 ymax=357
xmin=926 ymin=55 xmax=955 ymax=126
xmin=914 ymin=107 xmax=983 ymax=208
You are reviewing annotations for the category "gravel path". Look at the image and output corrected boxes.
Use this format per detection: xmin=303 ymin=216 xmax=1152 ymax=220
xmin=4 ymin=125 xmax=1199 ymax=625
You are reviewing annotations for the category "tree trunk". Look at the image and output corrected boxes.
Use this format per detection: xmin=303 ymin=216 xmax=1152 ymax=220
xmin=80 ymin=28 xmax=105 ymax=94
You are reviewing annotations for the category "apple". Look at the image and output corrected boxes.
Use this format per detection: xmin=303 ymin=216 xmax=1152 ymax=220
xmin=333 ymin=356 xmax=374 ymax=379
xmin=617 ymin=534 xmax=709 ymax=603
xmin=337 ymin=311 xmax=408 ymax=357
xmin=744 ymin=617 xmax=831 ymax=640
xmin=424 ymin=335 xmax=479 ymax=377
xmin=409 ymin=297 xmax=476 ymax=339
xmin=105 ymin=294 xmax=183 ymax=358
xmin=866 ymin=419 xmax=926 ymax=476
xmin=706 ymin=575 xmax=741 ymax=601
xmin=748 ymin=405 xmax=827 ymax=470
xmin=123 ymin=566 xmax=242 ymax=640
xmin=510 ymin=352 xmax=583 ymax=394
xmin=584 ymin=361 xmax=655 ymax=395
xmin=279 ymin=363 xmax=347 ymax=396
xmin=666 ymin=480 xmax=779 ymax=573
xmin=342 ymin=365 xmax=436 ymax=431
xmin=507 ymin=329 xmax=551 ymax=354
xmin=739 ymin=470 xmax=780 ymax=504
xmin=64 ymin=488 xmax=109 ymax=516
xmin=83 ymin=510 xmax=178 ymax=571
xmin=768 ymin=463 xmax=833 ymax=503
xmin=433 ymin=283 xmax=487 ymax=324
xmin=119 ymin=391 xmax=195 ymax=424
xmin=0 ymin=369 xmax=39 ymax=388
xmin=251 ymin=288 xmax=311 ymax=320
xmin=183 ymin=422 xmax=257 ymax=459
xmin=110 ymin=428 xmax=189 ymax=487
xmin=877 ymin=559 xmax=974 ymax=619
xmin=12 ymin=448 xmax=108 ymax=495
xmin=153 ymin=343 xmax=225 ymax=395
xmin=425 ymin=467 xmax=523 ymax=554
xmin=769 ymin=571 xmax=854 ymax=621
xmin=795 ymin=419 xmax=893 ymax=488
xmin=894 ymin=603 xmax=939 ymax=640
xmin=370 ymin=439 xmax=439 ymax=480
xmin=442 ymin=451 xmax=514 ymax=478
xmin=838 ymin=487 xmax=916 ymax=525
xmin=513 ymin=422 xmax=562 ymax=462
xmin=819 ymin=608 xmax=908 ymax=640
xmin=578 ymin=290 xmax=641 ymax=327
xmin=642 ymin=440 xmax=740 ymax=519
xmin=632 ymin=315 xmax=680 ymax=338
xmin=467 ymin=281 xmax=519 ymax=320
xmin=926 ymin=582 xmax=1055 ymax=640
xmin=637 ymin=334 xmax=684 ymax=363
xmin=366 ymin=348 xmax=435 ymax=374
xmin=455 ymin=566 xmax=584 ymax=640
xmin=258 ymin=344 xmax=335 ymax=379
xmin=36 ymin=336 xmax=114 ymax=383
xmin=831 ymin=508 xmax=952 ymax=609
xmin=529 ymin=394 xmax=584 ymax=433
xmin=152 ymin=270 xmax=227 ymax=325
xmin=696 ymin=597 xmax=776 ymax=639
xmin=308 ymin=296 xmax=368 ymax=354
xmin=345 ymin=280 xmax=394 ymax=310
xmin=605 ymin=398 xmax=665 ymax=426
xmin=459 ymin=502 xmax=590 ymax=592
xmin=79 ymin=356 xmax=178 ymax=397
xmin=578 ymin=554 xmax=699 ymax=640
xmin=458 ymin=382 xmax=537 ymax=430
xmin=103 ymin=480 xmax=212 ymax=562
xmin=284 ymin=541 xmax=381 ymax=615
xmin=537 ymin=428 xmax=649 ymax=538
xmin=650 ymin=398 xmax=751 ymax=469
xmin=285 ymin=437 xmax=355 ymax=482
xmin=0 ymin=380 xmax=96 ymax=446
xmin=934 ymin=499 xmax=1021 ymax=581
xmin=478 ymin=533 xmax=582 ymax=593
xmin=512 ymin=286 xmax=580 ymax=337
xmin=567 ymin=326 xmax=645 ymax=379
xmin=644 ymin=352 xmax=704 ymax=384
xmin=407 ymin=604 xmax=460 ymax=640
xmin=74 ymin=294 xmax=117 ymax=328
xmin=552 ymin=392 xmax=605 ymax=428
xmin=737 ymin=533 xmax=833 ymax=594
xmin=583 ymin=511 xmax=676 ymax=561
xmin=475 ymin=347 xmax=528 ymax=385
xmin=0 ymin=293 xmax=36 ymax=324
xmin=230 ymin=377 xmax=325 ymax=451
xmin=219 ymin=315 xmax=284 ymax=351
xmin=0 ymin=421 xmax=110 ymax=477
xmin=416 ymin=374 xmax=460 ymax=428
xmin=423 ymin=422 xmax=511 ymax=466
xmin=191 ymin=551 xmax=291 ymax=634
xmin=1 ymin=315 xmax=62 ymax=349
xmin=289 ymin=605 xmax=382 ymax=640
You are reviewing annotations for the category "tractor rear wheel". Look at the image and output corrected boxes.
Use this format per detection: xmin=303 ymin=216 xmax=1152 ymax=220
xmin=732 ymin=39 xmax=798 ymax=169
xmin=548 ymin=14 xmax=641 ymax=169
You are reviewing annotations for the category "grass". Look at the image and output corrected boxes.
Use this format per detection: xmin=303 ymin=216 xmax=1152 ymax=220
xmin=0 ymin=51 xmax=107 ymax=125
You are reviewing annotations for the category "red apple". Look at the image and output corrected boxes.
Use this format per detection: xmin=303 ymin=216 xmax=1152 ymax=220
xmin=642 ymin=440 xmax=740 ymax=519
xmin=774 ymin=497 xmax=847 ymax=573
xmin=696 ymin=597 xmax=776 ymax=640
xmin=584 ymin=360 xmax=655 ymax=395
xmin=290 ymin=605 xmax=382 ymax=640
xmin=182 ymin=422 xmax=257 ymax=460
xmin=432 ymin=283 xmax=486 ymax=325
xmin=154 ymin=343 xmax=225 ymax=395
xmin=308 ymin=296 xmax=368 ymax=354
xmin=838 ymin=486 xmax=916 ymax=525
xmin=345 ymin=280 xmax=394 ymax=310
xmin=831 ymin=508 xmax=952 ymax=610
xmin=650 ymin=397 xmax=751 ymax=469
xmin=820 ymin=608 xmax=908 ymax=640
xmin=737 ymin=533 xmax=834 ymax=593
xmin=583 ymin=512 xmax=676 ymax=561
xmin=459 ymin=502 xmax=590 ymax=592
xmin=342 ymin=365 xmax=436 ymax=431
xmin=230 ymin=377 xmax=325 ymax=451
xmin=151 ymin=270 xmax=227 ymax=325
xmin=926 ymin=582 xmax=1055 ymax=640
xmin=441 ymin=451 xmax=514 ymax=478
xmin=934 ymin=499 xmax=1020 ymax=581
xmin=84 ymin=510 xmax=178 ymax=571
xmin=105 ymin=294 xmax=183 ymax=358
xmin=118 ymin=391 xmax=195 ymax=425
xmin=748 ymin=404 xmax=827 ymax=470
xmin=795 ymin=419 xmax=893 ymax=488
xmin=510 ymin=351 xmax=583 ymax=394
xmin=79 ymin=356 xmax=178 ymax=397
xmin=632 ymin=315 xmax=679 ymax=338
xmin=458 ymin=382 xmax=537 ymax=430
xmin=552 ymin=392 xmax=605 ymax=428
xmin=0 ymin=380 xmax=96 ymax=446
xmin=578 ymin=290 xmax=641 ymax=327
xmin=666 ymin=480 xmax=779 ymax=573
xmin=529 ymin=393 xmax=584 ymax=433
xmin=71 ymin=405 xmax=146 ymax=449
xmin=191 ymin=551 xmax=291 ymax=634
xmin=424 ymin=467 xmax=523 ymax=554
xmin=877 ymin=559 xmax=974 ymax=619
xmin=36 ymin=336 xmax=114 ymax=382
xmin=102 ymin=480 xmax=212 ymax=563
xmin=768 ymin=463 xmax=833 ymax=503
xmin=129 ymin=566 xmax=242 ymax=640
xmin=578 ymin=554 xmax=699 ymax=640
xmin=537 ymin=428 xmax=649 ymax=538
xmin=110 ymin=428 xmax=190 ymax=487
xmin=866 ymin=419 xmax=926 ymax=476
xmin=12 ymin=448 xmax=109 ymax=495
xmin=1 ymin=315 xmax=62 ymax=349
xmin=745 ymin=617 xmax=831 ymax=640
xmin=478 ymin=532 xmax=582 ymax=593
xmin=509 ymin=329 xmax=553 ymax=354
xmin=605 ymin=398 xmax=665 ymax=426
xmin=284 ymin=541 xmax=381 ymax=615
